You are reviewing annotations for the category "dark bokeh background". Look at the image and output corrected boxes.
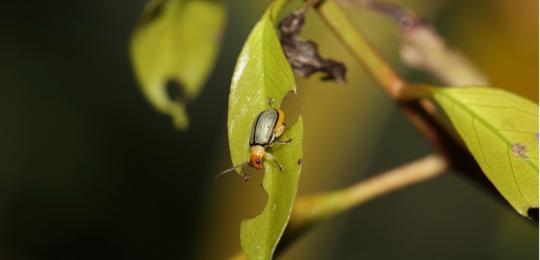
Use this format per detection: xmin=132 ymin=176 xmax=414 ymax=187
xmin=0 ymin=1 xmax=537 ymax=260
xmin=1 ymin=1 xmax=231 ymax=259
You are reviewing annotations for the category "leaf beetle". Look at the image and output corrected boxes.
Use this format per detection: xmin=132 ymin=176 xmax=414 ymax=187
xmin=217 ymin=107 xmax=292 ymax=181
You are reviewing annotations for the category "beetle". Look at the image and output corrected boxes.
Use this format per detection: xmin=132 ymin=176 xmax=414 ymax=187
xmin=216 ymin=108 xmax=292 ymax=181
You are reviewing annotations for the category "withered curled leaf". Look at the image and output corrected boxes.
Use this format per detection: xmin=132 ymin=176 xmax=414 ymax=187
xmin=279 ymin=11 xmax=346 ymax=82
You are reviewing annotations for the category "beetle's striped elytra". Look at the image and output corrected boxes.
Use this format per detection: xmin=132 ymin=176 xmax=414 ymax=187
xmin=217 ymin=108 xmax=292 ymax=181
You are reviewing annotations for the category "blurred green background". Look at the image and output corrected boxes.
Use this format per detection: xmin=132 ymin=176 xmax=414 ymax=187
xmin=0 ymin=0 xmax=537 ymax=259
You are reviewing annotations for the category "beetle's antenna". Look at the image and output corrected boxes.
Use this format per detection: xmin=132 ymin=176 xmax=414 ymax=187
xmin=214 ymin=162 xmax=249 ymax=181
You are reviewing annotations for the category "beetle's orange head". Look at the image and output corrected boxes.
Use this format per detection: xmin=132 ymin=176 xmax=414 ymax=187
xmin=249 ymin=145 xmax=266 ymax=169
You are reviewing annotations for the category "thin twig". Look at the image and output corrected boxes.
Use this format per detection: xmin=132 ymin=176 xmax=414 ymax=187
xmin=313 ymin=0 xmax=512 ymax=216
xmin=276 ymin=153 xmax=448 ymax=255
xmin=357 ymin=0 xmax=488 ymax=85
xmin=316 ymin=0 xmax=448 ymax=153
xmin=300 ymin=0 xmax=321 ymax=12
xmin=317 ymin=0 xmax=406 ymax=98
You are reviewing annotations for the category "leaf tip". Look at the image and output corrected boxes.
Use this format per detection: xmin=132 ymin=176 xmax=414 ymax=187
xmin=170 ymin=104 xmax=189 ymax=130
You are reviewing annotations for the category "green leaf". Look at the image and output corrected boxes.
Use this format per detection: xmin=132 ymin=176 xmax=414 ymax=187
xmin=130 ymin=0 xmax=225 ymax=129
xmin=227 ymin=0 xmax=302 ymax=259
xmin=240 ymin=119 xmax=303 ymax=260
xmin=431 ymin=87 xmax=538 ymax=217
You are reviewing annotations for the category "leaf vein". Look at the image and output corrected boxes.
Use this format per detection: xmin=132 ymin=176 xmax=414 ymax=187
xmin=440 ymin=92 xmax=538 ymax=171
xmin=506 ymin=147 xmax=530 ymax=205
xmin=466 ymin=103 xmax=538 ymax=117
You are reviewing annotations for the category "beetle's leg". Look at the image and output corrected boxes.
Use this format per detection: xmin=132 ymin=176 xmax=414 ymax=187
xmin=264 ymin=152 xmax=283 ymax=171
xmin=273 ymin=123 xmax=286 ymax=138
xmin=268 ymin=138 xmax=292 ymax=148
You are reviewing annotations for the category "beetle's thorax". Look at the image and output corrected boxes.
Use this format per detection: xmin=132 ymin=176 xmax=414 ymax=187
xmin=249 ymin=145 xmax=266 ymax=169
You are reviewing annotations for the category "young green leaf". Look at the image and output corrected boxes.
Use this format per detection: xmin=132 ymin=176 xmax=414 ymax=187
xmin=227 ymin=0 xmax=302 ymax=259
xmin=130 ymin=0 xmax=225 ymax=129
xmin=240 ymin=119 xmax=303 ymax=260
xmin=431 ymin=87 xmax=538 ymax=217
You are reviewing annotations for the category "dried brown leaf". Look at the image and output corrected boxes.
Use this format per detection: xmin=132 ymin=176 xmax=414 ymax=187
xmin=279 ymin=11 xmax=346 ymax=82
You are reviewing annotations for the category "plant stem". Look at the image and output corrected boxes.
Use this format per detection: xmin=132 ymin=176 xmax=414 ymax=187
xmin=307 ymin=0 xmax=511 ymax=227
xmin=317 ymin=0 xmax=405 ymax=98
xmin=356 ymin=0 xmax=488 ymax=86
xmin=285 ymin=153 xmax=448 ymax=238
xmin=396 ymin=84 xmax=433 ymax=101
xmin=316 ymin=0 xmax=451 ymax=152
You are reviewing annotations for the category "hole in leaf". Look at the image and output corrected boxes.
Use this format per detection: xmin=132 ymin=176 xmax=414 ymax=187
xmin=165 ymin=79 xmax=188 ymax=103
xmin=279 ymin=91 xmax=300 ymax=125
